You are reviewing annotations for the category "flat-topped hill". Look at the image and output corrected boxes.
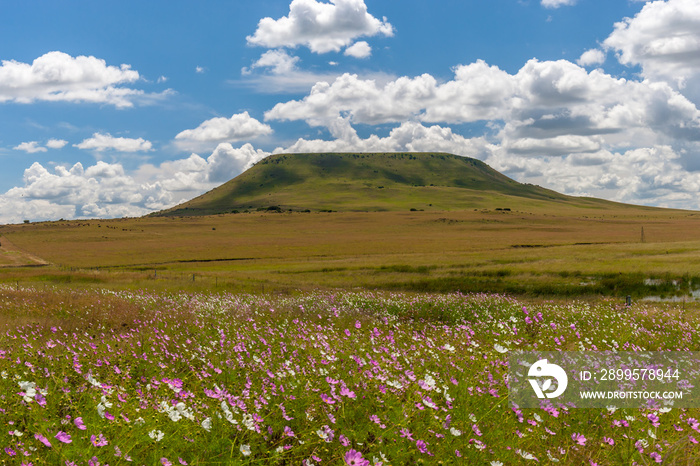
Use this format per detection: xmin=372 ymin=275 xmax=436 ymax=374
xmin=156 ymin=152 xmax=625 ymax=216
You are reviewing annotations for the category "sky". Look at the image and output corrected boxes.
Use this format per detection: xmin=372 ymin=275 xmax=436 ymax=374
xmin=2 ymin=0 xmax=700 ymax=224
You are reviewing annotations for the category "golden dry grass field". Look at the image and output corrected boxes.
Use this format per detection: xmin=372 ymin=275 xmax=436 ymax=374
xmin=1 ymin=201 xmax=700 ymax=297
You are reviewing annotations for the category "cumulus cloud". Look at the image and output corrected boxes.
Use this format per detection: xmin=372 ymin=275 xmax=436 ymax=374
xmin=344 ymin=41 xmax=372 ymax=58
xmin=13 ymin=139 xmax=69 ymax=153
xmin=174 ymin=112 xmax=273 ymax=151
xmin=75 ymin=133 xmax=153 ymax=152
xmin=13 ymin=141 xmax=47 ymax=153
xmin=0 ymin=143 xmax=271 ymax=224
xmin=246 ymin=0 xmax=393 ymax=53
xmin=46 ymin=139 xmax=68 ymax=149
xmin=238 ymin=48 xmax=393 ymax=93
xmin=278 ymin=120 xmax=494 ymax=159
xmin=577 ymin=48 xmax=606 ymax=67
xmin=265 ymin=58 xmax=700 ymax=152
xmin=603 ymin=0 xmax=700 ymax=100
xmin=0 ymin=51 xmax=168 ymax=108
xmin=243 ymin=49 xmax=301 ymax=75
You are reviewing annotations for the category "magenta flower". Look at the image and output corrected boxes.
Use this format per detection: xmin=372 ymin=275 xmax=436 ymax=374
xmin=34 ymin=433 xmax=52 ymax=447
xmin=649 ymin=452 xmax=662 ymax=463
xmin=340 ymin=385 xmax=356 ymax=398
xmin=320 ymin=393 xmax=336 ymax=404
xmin=161 ymin=458 xmax=172 ymax=466
xmin=5 ymin=447 xmax=16 ymax=456
xmin=416 ymin=439 xmax=432 ymax=455
xmin=35 ymin=393 xmax=47 ymax=407
xmin=572 ymin=432 xmax=587 ymax=446
xmin=647 ymin=413 xmax=660 ymax=427
xmin=472 ymin=423 xmax=483 ymax=436
xmin=344 ymin=449 xmax=369 ymax=466
xmin=602 ymin=436 xmax=614 ymax=446
xmin=90 ymin=433 xmax=108 ymax=447
xmin=339 ymin=434 xmax=350 ymax=446
xmin=283 ymin=426 xmax=295 ymax=437
xmin=74 ymin=417 xmax=87 ymax=430
xmin=54 ymin=431 xmax=72 ymax=443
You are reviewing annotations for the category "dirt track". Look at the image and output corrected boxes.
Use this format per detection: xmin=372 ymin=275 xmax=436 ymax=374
xmin=0 ymin=236 xmax=49 ymax=267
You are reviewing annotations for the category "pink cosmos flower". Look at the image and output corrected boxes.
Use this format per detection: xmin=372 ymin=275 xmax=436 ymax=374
xmin=320 ymin=393 xmax=335 ymax=404
xmin=472 ymin=424 xmax=483 ymax=436
xmin=399 ymin=428 xmax=414 ymax=440
xmin=344 ymin=449 xmax=369 ymax=466
xmin=74 ymin=417 xmax=87 ymax=430
xmin=34 ymin=433 xmax=52 ymax=447
xmin=647 ymin=413 xmax=660 ymax=427
xmin=649 ymin=452 xmax=662 ymax=463
xmin=54 ymin=431 xmax=71 ymax=443
xmin=339 ymin=434 xmax=350 ymax=446
xmin=602 ymin=436 xmax=614 ymax=445
xmin=416 ymin=439 xmax=432 ymax=455
xmin=161 ymin=458 xmax=172 ymax=466
xmin=572 ymin=432 xmax=587 ymax=446
xmin=90 ymin=433 xmax=108 ymax=447
xmin=340 ymin=385 xmax=356 ymax=398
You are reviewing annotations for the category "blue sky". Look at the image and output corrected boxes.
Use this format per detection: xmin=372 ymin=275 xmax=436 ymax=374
xmin=2 ymin=0 xmax=700 ymax=223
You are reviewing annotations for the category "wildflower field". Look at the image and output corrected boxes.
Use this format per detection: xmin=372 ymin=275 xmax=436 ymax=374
xmin=1 ymin=285 xmax=700 ymax=465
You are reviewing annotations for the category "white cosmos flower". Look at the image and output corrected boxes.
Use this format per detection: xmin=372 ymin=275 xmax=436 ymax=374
xmin=240 ymin=444 xmax=251 ymax=456
xmin=148 ymin=429 xmax=164 ymax=442
xmin=201 ymin=417 xmax=212 ymax=431
xmin=494 ymin=344 xmax=508 ymax=353
xmin=517 ymin=449 xmax=538 ymax=461
xmin=450 ymin=427 xmax=462 ymax=436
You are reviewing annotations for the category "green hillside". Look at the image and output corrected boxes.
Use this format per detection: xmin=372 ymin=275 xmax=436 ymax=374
xmin=155 ymin=152 xmax=624 ymax=216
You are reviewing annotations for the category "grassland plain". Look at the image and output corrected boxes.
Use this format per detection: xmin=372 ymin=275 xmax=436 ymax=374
xmin=1 ymin=205 xmax=700 ymax=298
xmin=1 ymin=285 xmax=700 ymax=465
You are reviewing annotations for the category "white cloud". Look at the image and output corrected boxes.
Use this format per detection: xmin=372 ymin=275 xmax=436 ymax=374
xmin=603 ymin=0 xmax=700 ymax=100
xmin=0 ymin=142 xmax=271 ymax=223
xmin=0 ymin=51 xmax=167 ymax=108
xmin=75 ymin=133 xmax=153 ymax=152
xmin=243 ymin=49 xmax=301 ymax=75
xmin=246 ymin=0 xmax=393 ymax=54
xmin=265 ymin=58 xmax=700 ymax=152
xmin=195 ymin=66 xmax=205 ymax=74
xmin=541 ymin=0 xmax=577 ymax=8
xmin=238 ymin=48 xmax=394 ymax=93
xmin=14 ymin=139 xmax=69 ymax=152
xmin=13 ymin=141 xmax=47 ymax=153
xmin=577 ymin=48 xmax=606 ymax=67
xmin=344 ymin=41 xmax=372 ymax=58
xmin=174 ymin=112 xmax=273 ymax=151
xmin=46 ymin=138 xmax=68 ymax=149
xmin=278 ymin=120 xmax=494 ymax=159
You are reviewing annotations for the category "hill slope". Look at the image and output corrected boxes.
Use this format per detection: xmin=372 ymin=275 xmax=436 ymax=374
xmin=156 ymin=152 xmax=623 ymax=216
